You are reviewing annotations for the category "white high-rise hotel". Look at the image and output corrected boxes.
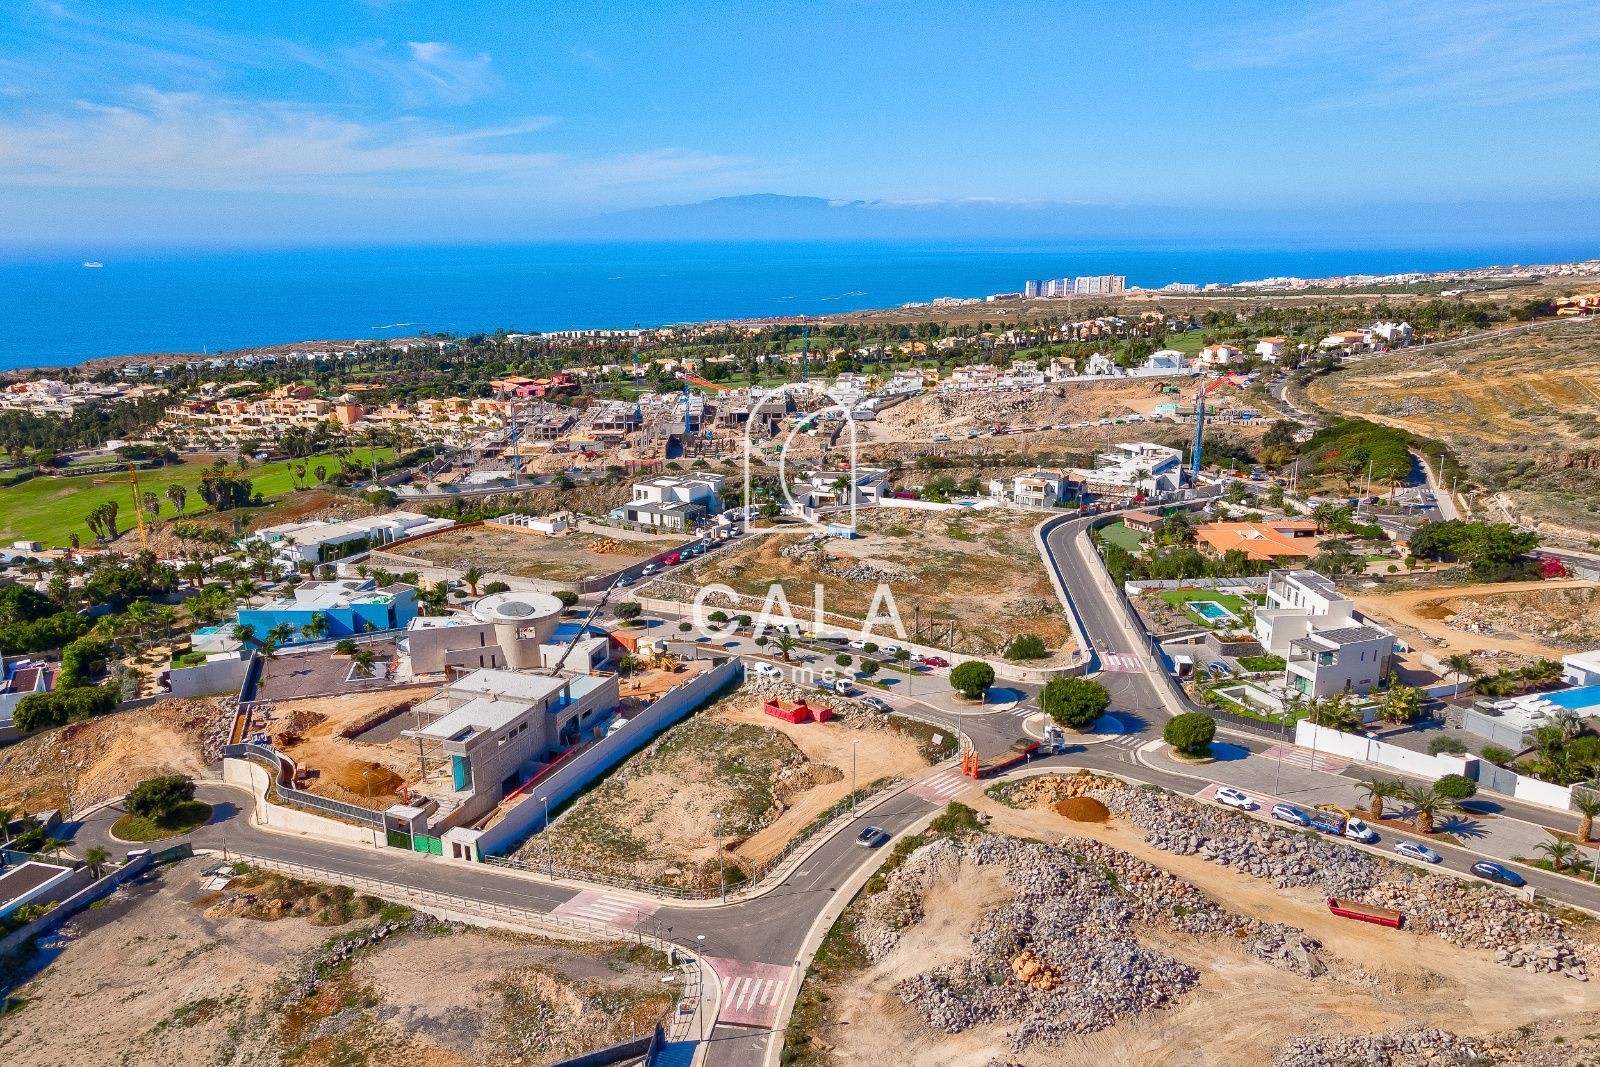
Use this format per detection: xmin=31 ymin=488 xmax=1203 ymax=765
xmin=1024 ymin=275 xmax=1126 ymax=298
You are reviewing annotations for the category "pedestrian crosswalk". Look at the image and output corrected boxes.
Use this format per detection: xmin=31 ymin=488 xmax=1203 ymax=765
xmin=551 ymin=890 xmax=659 ymax=931
xmin=707 ymin=958 xmax=793 ymax=1029
xmin=911 ymin=766 xmax=973 ymax=803
xmin=1260 ymin=745 xmax=1350 ymax=775
xmin=1099 ymin=652 xmax=1144 ymax=673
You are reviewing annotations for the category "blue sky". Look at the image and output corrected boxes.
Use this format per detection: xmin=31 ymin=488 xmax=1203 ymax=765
xmin=2 ymin=0 xmax=1598 ymax=244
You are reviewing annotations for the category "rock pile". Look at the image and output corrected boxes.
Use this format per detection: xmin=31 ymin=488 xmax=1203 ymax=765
xmin=736 ymin=673 xmax=891 ymax=724
xmin=282 ymin=913 xmax=463 ymax=1007
xmin=868 ymin=832 xmax=1328 ymax=1052
xmin=1051 ymin=775 xmax=1590 ymax=978
xmin=1275 ymin=1026 xmax=1491 ymax=1067
xmin=817 ymin=562 xmax=912 ymax=585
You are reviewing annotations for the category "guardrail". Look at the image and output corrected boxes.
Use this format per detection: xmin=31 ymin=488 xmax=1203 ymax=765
xmin=485 ymin=774 xmax=902 ymax=900
xmin=223 ymin=742 xmax=385 ymax=827
xmin=219 ymin=851 xmax=700 ymax=1044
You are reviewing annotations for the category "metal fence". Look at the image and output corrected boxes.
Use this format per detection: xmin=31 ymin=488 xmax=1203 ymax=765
xmin=223 ymin=742 xmax=385 ymax=827
xmin=219 ymin=851 xmax=700 ymax=1044
xmin=485 ymin=774 xmax=904 ymax=900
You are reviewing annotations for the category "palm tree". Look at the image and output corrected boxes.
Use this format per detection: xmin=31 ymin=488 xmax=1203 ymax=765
xmin=234 ymin=577 xmax=261 ymax=602
xmin=352 ymin=649 xmax=377 ymax=678
xmin=300 ymin=612 xmax=330 ymax=643
xmin=419 ymin=582 xmax=449 ymax=615
xmin=230 ymin=622 xmax=257 ymax=648
xmin=83 ymin=845 xmax=110 ymax=878
xmin=166 ymin=483 xmax=187 ymax=516
xmin=39 ymin=836 xmax=66 ymax=862
xmin=1444 ymin=653 xmax=1478 ymax=697
xmin=265 ymin=622 xmax=295 ymax=649
xmin=1538 ymin=837 xmax=1578 ymax=874
xmin=1402 ymin=784 xmax=1445 ymax=834
xmin=1573 ymin=791 xmax=1600 ymax=843
xmin=462 ymin=566 xmax=485 ymax=596
xmin=1355 ymin=778 xmax=1403 ymax=821
xmin=775 ymin=633 xmax=799 ymax=662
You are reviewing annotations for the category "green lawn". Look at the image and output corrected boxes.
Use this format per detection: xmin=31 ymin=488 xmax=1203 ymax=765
xmin=0 ymin=448 xmax=393 ymax=548
xmin=1097 ymin=523 xmax=1149 ymax=554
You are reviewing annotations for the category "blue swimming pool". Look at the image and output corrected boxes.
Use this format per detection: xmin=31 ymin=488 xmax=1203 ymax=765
xmin=1540 ymin=684 xmax=1600 ymax=711
xmin=1190 ymin=600 xmax=1237 ymax=623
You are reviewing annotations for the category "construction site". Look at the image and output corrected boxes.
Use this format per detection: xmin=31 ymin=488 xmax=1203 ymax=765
xmin=791 ymin=773 xmax=1600 ymax=1067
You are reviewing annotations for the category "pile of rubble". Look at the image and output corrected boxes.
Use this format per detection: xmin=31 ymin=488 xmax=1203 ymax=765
xmin=863 ymin=832 xmax=1327 ymax=1052
xmin=1066 ymin=776 xmax=1589 ymax=978
xmin=281 ymin=912 xmax=463 ymax=1007
xmin=1275 ymin=1026 xmax=1495 ymax=1067
xmin=816 ymin=561 xmax=913 ymax=585
xmin=1444 ymin=588 xmax=1600 ymax=649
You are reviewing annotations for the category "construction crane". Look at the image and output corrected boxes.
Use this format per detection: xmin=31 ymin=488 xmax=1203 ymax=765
xmin=127 ymin=464 xmax=150 ymax=548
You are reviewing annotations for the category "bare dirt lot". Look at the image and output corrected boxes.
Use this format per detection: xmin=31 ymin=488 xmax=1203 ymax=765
xmin=400 ymin=523 xmax=687 ymax=582
xmin=527 ymin=684 xmax=929 ymax=889
xmin=259 ymin=686 xmax=438 ymax=809
xmin=1350 ymin=579 xmax=1600 ymax=660
xmin=0 ymin=698 xmax=230 ymax=813
xmin=677 ymin=506 xmax=1076 ymax=660
xmin=0 ymin=859 xmax=677 ymax=1067
xmin=1308 ymin=316 xmax=1600 ymax=538
xmin=805 ymin=784 xmax=1600 ymax=1067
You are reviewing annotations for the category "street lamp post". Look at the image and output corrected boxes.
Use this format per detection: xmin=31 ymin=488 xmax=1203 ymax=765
xmin=540 ymin=796 xmax=552 ymax=879
xmin=850 ymin=739 xmax=860 ymax=813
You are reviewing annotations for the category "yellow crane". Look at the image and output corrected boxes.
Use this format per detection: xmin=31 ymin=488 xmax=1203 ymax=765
xmin=127 ymin=463 xmax=150 ymax=548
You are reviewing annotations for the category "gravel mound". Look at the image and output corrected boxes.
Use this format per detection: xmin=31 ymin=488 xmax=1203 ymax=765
xmin=1275 ymin=1025 xmax=1493 ymax=1067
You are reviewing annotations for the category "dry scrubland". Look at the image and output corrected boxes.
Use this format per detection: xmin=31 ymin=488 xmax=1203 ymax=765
xmin=525 ymin=680 xmax=932 ymax=889
xmin=0 ymin=860 xmax=676 ymax=1067
xmin=1351 ymin=579 xmax=1600 ymax=661
xmin=788 ymin=773 xmax=1600 ymax=1067
xmin=679 ymin=507 xmax=1075 ymax=660
xmin=400 ymin=524 xmax=685 ymax=582
xmin=0 ymin=697 xmax=230 ymax=812
xmin=1308 ymin=316 xmax=1600 ymax=539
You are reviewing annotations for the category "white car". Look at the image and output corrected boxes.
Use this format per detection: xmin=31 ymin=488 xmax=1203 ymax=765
xmin=1214 ymin=787 xmax=1256 ymax=811
xmin=751 ymin=662 xmax=784 ymax=678
xmin=848 ymin=640 xmax=867 ymax=650
xmin=879 ymin=644 xmax=901 ymax=657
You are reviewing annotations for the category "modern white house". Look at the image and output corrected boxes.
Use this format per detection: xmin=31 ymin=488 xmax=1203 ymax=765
xmin=791 ymin=467 xmax=891 ymax=510
xmin=1083 ymin=352 xmax=1119 ymax=377
xmin=988 ymin=469 xmax=1072 ymax=508
xmin=252 ymin=511 xmax=454 ymax=565
xmin=1562 ymin=650 xmax=1600 ymax=687
xmin=1142 ymin=349 xmax=1191 ymax=373
xmin=1197 ymin=343 xmax=1243 ymax=367
xmin=1367 ymin=321 xmax=1414 ymax=346
xmin=1069 ymin=442 xmax=1184 ymax=500
xmin=1253 ymin=570 xmax=1392 ymax=698
xmin=609 ymin=473 xmax=725 ymax=531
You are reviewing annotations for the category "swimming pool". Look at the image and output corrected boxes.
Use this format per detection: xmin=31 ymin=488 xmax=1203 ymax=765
xmin=1190 ymin=600 xmax=1239 ymax=624
xmin=1540 ymin=684 xmax=1600 ymax=711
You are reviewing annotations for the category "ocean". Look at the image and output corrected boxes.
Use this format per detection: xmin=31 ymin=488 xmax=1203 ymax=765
xmin=0 ymin=239 xmax=1594 ymax=372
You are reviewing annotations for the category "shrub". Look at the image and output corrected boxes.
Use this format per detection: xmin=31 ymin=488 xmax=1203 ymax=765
xmin=554 ymin=590 xmax=579 ymax=608
xmin=1163 ymin=712 xmax=1216 ymax=757
xmin=859 ymin=660 xmax=879 ymax=677
xmin=126 ymin=774 xmax=196 ymax=821
xmin=1003 ymin=633 xmax=1048 ymax=660
xmin=949 ymin=661 xmax=995 ymax=700
xmin=614 ymin=601 xmax=643 ymax=621
xmin=1426 ymin=735 xmax=1469 ymax=756
xmin=863 ymin=642 xmax=879 ymax=654
xmin=482 ymin=581 xmax=511 ymax=595
xmin=835 ymin=654 xmax=852 ymax=668
xmin=1481 ymin=744 xmax=1516 ymax=765
xmin=1042 ymin=676 xmax=1110 ymax=730
xmin=12 ymin=684 xmax=119 ymax=732
xmin=1435 ymin=774 xmax=1478 ymax=802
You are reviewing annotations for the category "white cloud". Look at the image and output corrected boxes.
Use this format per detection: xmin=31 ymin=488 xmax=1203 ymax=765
xmin=0 ymin=89 xmax=747 ymax=201
xmin=337 ymin=39 xmax=498 ymax=107
xmin=1200 ymin=0 xmax=1600 ymax=108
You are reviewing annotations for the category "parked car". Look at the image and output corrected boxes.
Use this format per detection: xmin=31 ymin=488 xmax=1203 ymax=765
xmin=1394 ymin=840 xmax=1443 ymax=864
xmin=921 ymin=655 xmax=950 ymax=668
xmin=641 ymin=564 xmax=659 ymax=576
xmin=1471 ymin=861 xmax=1526 ymax=887
xmin=1271 ymin=803 xmax=1311 ymax=827
xmin=751 ymin=662 xmax=784 ymax=678
xmin=855 ymin=826 xmax=889 ymax=848
xmin=1215 ymin=787 xmax=1256 ymax=811
xmin=848 ymin=639 xmax=867 ymax=650
xmin=859 ymin=695 xmax=891 ymax=713
xmin=879 ymin=644 xmax=901 ymax=658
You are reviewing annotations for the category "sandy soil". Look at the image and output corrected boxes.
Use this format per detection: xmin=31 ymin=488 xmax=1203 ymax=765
xmin=679 ymin=507 xmax=1075 ymax=660
xmin=0 ymin=858 xmax=675 ymax=1067
xmin=818 ymin=790 xmax=1600 ymax=1067
xmin=533 ymin=689 xmax=928 ymax=885
xmin=0 ymin=698 xmax=228 ymax=813
xmin=265 ymin=686 xmax=438 ymax=808
xmin=1351 ymin=579 xmax=1599 ymax=660
xmin=401 ymin=524 xmax=686 ymax=582
xmin=717 ymin=699 xmax=927 ymax=864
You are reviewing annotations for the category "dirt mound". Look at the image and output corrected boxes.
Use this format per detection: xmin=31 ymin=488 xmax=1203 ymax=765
xmin=1055 ymin=796 xmax=1111 ymax=822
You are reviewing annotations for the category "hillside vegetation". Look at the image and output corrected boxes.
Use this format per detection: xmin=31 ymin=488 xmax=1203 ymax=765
xmin=1307 ymin=317 xmax=1600 ymax=540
